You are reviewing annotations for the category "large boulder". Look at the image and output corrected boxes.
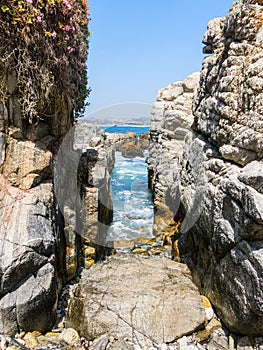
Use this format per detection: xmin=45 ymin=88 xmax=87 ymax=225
xmin=0 ymin=177 xmax=59 ymax=334
xmin=65 ymin=255 xmax=206 ymax=349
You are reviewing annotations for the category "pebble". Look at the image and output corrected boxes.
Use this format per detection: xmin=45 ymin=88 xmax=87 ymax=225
xmin=59 ymin=328 xmax=79 ymax=346
xmin=0 ymin=337 xmax=7 ymax=350
xmin=23 ymin=332 xmax=38 ymax=348
xmin=84 ymin=246 xmax=96 ymax=257
xmin=14 ymin=333 xmax=25 ymax=340
xmin=84 ymin=259 xmax=95 ymax=269
xmin=14 ymin=339 xmax=25 ymax=347
xmin=131 ymin=248 xmax=150 ymax=256
xmin=158 ymin=345 xmax=168 ymax=350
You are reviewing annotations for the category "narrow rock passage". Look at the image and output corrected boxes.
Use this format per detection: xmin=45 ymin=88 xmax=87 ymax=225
xmin=107 ymin=151 xmax=154 ymax=242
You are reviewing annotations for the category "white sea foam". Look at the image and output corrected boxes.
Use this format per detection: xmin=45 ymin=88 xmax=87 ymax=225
xmin=107 ymin=151 xmax=154 ymax=241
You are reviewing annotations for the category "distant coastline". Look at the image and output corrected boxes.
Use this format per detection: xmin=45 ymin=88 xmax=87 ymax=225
xmin=81 ymin=117 xmax=150 ymax=127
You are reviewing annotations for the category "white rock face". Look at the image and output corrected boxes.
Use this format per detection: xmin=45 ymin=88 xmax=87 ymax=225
xmin=147 ymin=72 xmax=200 ymax=238
xmin=148 ymin=2 xmax=263 ymax=336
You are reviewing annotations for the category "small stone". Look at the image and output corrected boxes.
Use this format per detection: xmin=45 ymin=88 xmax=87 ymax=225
xmin=236 ymin=336 xmax=254 ymax=350
xmin=194 ymin=329 xmax=211 ymax=342
xmin=23 ymin=333 xmax=39 ymax=348
xmin=60 ymin=328 xmax=80 ymax=346
xmin=84 ymin=246 xmax=96 ymax=257
xmin=205 ymin=307 xmax=214 ymax=321
xmin=14 ymin=339 xmax=25 ymax=347
xmin=229 ymin=334 xmax=235 ymax=350
xmin=201 ymin=296 xmax=214 ymax=321
xmin=6 ymin=347 xmax=19 ymax=350
xmin=89 ymin=334 xmax=109 ymax=350
xmin=152 ymin=244 xmax=166 ymax=251
xmin=37 ymin=335 xmax=61 ymax=346
xmin=206 ymin=318 xmax=222 ymax=333
xmin=67 ymin=262 xmax=77 ymax=278
xmin=113 ymin=240 xmax=135 ymax=249
xmin=31 ymin=331 xmax=42 ymax=337
xmin=0 ymin=336 xmax=7 ymax=350
xmin=158 ymin=344 xmax=168 ymax=350
xmin=84 ymin=259 xmax=95 ymax=269
xmin=207 ymin=333 xmax=229 ymax=350
xmin=44 ymin=332 xmax=60 ymax=337
xmin=14 ymin=332 xmax=25 ymax=339
xmin=109 ymin=336 xmax=115 ymax=343
xmin=201 ymin=295 xmax=212 ymax=308
xmin=132 ymin=237 xmax=156 ymax=245
xmin=131 ymin=248 xmax=150 ymax=256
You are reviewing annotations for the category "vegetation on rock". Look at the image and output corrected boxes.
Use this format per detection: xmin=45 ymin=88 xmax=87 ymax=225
xmin=0 ymin=0 xmax=90 ymax=122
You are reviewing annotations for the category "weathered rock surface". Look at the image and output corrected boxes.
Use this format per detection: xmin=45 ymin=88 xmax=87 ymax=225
xmin=107 ymin=132 xmax=149 ymax=158
xmin=65 ymin=254 xmax=206 ymax=349
xmin=0 ymin=71 xmax=114 ymax=334
xmin=148 ymin=2 xmax=263 ymax=336
xmin=2 ymin=139 xmax=52 ymax=190
xmin=147 ymin=72 xmax=200 ymax=243
xmin=0 ymin=171 xmax=61 ymax=335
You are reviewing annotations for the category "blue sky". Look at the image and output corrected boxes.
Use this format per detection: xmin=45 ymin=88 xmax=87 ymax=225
xmin=85 ymin=0 xmax=234 ymax=118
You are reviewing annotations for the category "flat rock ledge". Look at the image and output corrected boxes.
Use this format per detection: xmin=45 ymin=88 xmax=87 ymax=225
xmin=65 ymin=255 xmax=206 ymax=349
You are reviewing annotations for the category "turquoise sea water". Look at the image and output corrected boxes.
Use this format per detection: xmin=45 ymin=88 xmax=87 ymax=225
xmin=100 ymin=125 xmax=150 ymax=137
xmin=104 ymin=126 xmax=154 ymax=242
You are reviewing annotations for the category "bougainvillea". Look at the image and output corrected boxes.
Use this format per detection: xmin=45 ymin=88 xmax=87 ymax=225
xmin=0 ymin=0 xmax=90 ymax=122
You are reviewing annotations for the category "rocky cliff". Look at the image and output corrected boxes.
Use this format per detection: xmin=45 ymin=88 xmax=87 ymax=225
xmin=0 ymin=69 xmax=113 ymax=335
xmin=148 ymin=1 xmax=263 ymax=336
xmin=147 ymin=72 xmax=200 ymax=245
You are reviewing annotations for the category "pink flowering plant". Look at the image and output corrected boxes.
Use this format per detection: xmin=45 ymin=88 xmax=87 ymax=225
xmin=0 ymin=0 xmax=90 ymax=121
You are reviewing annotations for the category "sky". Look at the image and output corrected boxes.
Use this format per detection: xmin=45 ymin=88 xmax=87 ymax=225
xmin=85 ymin=0 xmax=234 ymax=119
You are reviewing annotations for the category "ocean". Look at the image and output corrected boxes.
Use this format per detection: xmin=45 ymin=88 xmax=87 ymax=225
xmin=100 ymin=125 xmax=150 ymax=137
xmin=103 ymin=126 xmax=154 ymax=242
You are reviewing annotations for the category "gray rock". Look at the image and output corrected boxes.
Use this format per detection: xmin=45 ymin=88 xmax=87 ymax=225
xmin=148 ymin=1 xmax=263 ymax=337
xmin=0 ymin=133 xmax=5 ymax=166
xmin=237 ymin=336 xmax=254 ymax=350
xmin=206 ymin=333 xmax=229 ymax=350
xmin=108 ymin=339 xmax=134 ymax=350
xmin=89 ymin=334 xmax=109 ymax=350
xmin=65 ymin=255 xmax=206 ymax=349
xmin=147 ymin=72 xmax=200 ymax=238
xmin=238 ymin=161 xmax=263 ymax=194
xmin=182 ymin=73 xmax=200 ymax=93
xmin=59 ymin=328 xmax=80 ymax=346
xmin=0 ymin=179 xmax=58 ymax=335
